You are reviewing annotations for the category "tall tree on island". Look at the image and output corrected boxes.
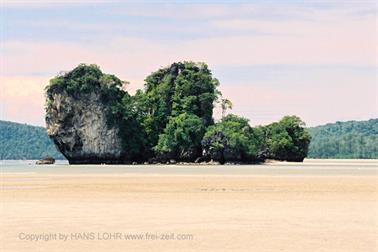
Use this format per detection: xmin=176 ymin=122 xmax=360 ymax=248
xmin=139 ymin=61 xmax=220 ymax=161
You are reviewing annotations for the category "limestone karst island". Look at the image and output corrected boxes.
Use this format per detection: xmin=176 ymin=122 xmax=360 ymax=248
xmin=45 ymin=62 xmax=311 ymax=164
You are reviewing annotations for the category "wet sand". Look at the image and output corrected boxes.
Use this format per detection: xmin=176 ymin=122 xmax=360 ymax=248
xmin=1 ymin=160 xmax=377 ymax=251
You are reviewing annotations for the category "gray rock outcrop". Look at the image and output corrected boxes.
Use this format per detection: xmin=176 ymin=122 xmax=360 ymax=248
xmin=46 ymin=91 xmax=123 ymax=164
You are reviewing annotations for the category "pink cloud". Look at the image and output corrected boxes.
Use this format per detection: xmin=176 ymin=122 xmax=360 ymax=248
xmin=0 ymin=76 xmax=49 ymax=126
xmin=2 ymin=9 xmax=375 ymax=79
xmin=218 ymin=71 xmax=377 ymax=127
xmin=1 ymin=3 xmax=376 ymax=126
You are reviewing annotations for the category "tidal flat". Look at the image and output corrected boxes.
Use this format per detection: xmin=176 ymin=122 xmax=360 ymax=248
xmin=1 ymin=159 xmax=377 ymax=251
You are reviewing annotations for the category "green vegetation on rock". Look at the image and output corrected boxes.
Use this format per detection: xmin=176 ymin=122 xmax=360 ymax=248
xmin=41 ymin=62 xmax=316 ymax=163
xmin=45 ymin=64 xmax=145 ymax=163
xmin=46 ymin=64 xmax=127 ymax=124
xmin=46 ymin=64 xmax=125 ymax=103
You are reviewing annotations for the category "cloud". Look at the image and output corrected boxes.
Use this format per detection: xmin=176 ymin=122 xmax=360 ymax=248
xmin=218 ymin=66 xmax=377 ymax=127
xmin=111 ymin=2 xmax=375 ymax=21
xmin=2 ymin=19 xmax=374 ymax=79
xmin=0 ymin=76 xmax=49 ymax=126
xmin=1 ymin=2 xmax=376 ymax=126
xmin=1 ymin=0 xmax=111 ymax=8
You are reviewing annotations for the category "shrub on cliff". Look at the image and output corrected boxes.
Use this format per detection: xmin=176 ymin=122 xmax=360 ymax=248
xmin=46 ymin=64 xmax=128 ymax=127
xmin=46 ymin=64 xmax=125 ymax=104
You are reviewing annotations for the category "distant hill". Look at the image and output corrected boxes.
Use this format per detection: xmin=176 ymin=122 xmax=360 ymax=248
xmin=1 ymin=119 xmax=377 ymax=160
xmin=0 ymin=120 xmax=64 ymax=160
xmin=308 ymin=119 xmax=378 ymax=159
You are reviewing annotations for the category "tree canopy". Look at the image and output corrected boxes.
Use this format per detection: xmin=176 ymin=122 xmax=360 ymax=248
xmin=261 ymin=116 xmax=312 ymax=162
xmin=46 ymin=64 xmax=125 ymax=104
xmin=154 ymin=113 xmax=205 ymax=161
xmin=202 ymin=114 xmax=264 ymax=163
xmin=135 ymin=61 xmax=220 ymax=160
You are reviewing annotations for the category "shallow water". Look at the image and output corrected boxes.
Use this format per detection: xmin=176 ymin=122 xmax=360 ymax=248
xmin=1 ymin=159 xmax=377 ymax=176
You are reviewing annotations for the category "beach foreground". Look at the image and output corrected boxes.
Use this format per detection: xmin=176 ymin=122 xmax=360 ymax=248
xmin=1 ymin=160 xmax=377 ymax=251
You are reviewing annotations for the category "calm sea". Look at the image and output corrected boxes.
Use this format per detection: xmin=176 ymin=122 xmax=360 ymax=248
xmin=1 ymin=159 xmax=377 ymax=176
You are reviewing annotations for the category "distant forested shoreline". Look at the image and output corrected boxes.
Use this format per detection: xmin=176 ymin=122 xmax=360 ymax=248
xmin=1 ymin=119 xmax=377 ymax=160
xmin=307 ymin=119 xmax=378 ymax=159
xmin=0 ymin=120 xmax=64 ymax=160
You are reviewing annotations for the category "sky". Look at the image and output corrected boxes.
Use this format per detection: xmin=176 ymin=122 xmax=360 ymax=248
xmin=0 ymin=0 xmax=377 ymax=127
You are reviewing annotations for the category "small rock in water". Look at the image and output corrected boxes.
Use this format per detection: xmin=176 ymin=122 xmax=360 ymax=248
xmin=36 ymin=156 xmax=55 ymax=165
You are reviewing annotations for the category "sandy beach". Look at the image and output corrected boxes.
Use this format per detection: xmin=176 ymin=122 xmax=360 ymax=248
xmin=1 ymin=160 xmax=377 ymax=251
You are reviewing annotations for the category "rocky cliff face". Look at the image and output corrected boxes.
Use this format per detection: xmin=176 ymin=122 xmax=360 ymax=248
xmin=46 ymin=91 xmax=124 ymax=164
